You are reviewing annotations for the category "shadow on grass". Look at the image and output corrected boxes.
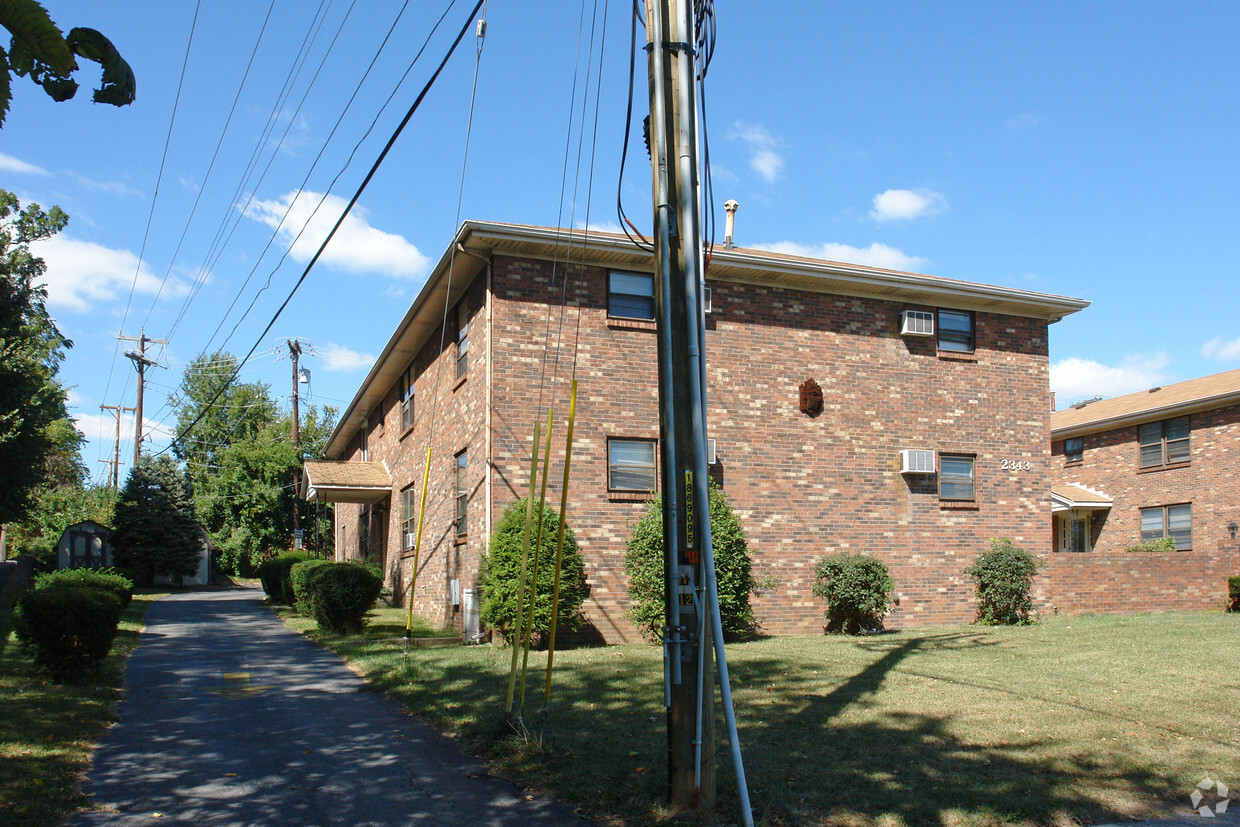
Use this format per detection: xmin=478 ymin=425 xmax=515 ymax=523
xmin=319 ymin=628 xmax=1185 ymax=826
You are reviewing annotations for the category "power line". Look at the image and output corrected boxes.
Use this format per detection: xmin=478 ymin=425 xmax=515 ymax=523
xmin=160 ymin=0 xmax=486 ymax=457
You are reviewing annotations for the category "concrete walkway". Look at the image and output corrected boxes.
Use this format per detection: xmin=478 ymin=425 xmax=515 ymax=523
xmin=73 ymin=588 xmax=585 ymax=826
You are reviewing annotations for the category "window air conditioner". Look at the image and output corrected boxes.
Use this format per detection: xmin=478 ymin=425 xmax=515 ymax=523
xmin=404 ymin=532 xmax=416 ymax=549
xmin=900 ymin=310 xmax=934 ymax=336
xmin=703 ymin=286 xmax=712 ymax=314
xmin=900 ymin=449 xmax=935 ymax=474
xmin=707 ymin=438 xmax=717 ymax=465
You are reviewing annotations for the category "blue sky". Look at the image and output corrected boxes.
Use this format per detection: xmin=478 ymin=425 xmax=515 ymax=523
xmin=3 ymin=1 xmax=1238 ymax=485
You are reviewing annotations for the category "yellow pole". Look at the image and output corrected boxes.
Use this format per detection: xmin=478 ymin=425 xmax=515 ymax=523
xmin=404 ymin=445 xmax=434 ymax=640
xmin=505 ymin=419 xmax=541 ymax=713
xmin=519 ymin=408 xmax=554 ymax=708
xmin=544 ymin=379 xmax=578 ymax=703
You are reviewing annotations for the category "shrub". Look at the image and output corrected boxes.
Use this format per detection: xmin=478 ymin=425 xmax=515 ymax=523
xmin=1228 ymin=576 xmax=1239 ymax=613
xmin=12 ymin=586 xmax=125 ymax=681
xmin=624 ymin=483 xmax=759 ymax=643
xmin=964 ymin=538 xmax=1042 ymax=625
xmin=289 ymin=558 xmax=331 ymax=614
xmin=480 ymin=497 xmax=588 ymax=645
xmin=302 ymin=562 xmax=382 ymax=634
xmin=257 ymin=551 xmax=309 ymax=604
xmin=34 ymin=567 xmax=134 ymax=607
xmin=812 ymin=553 xmax=894 ymax=634
xmin=1125 ymin=537 xmax=1177 ymax=553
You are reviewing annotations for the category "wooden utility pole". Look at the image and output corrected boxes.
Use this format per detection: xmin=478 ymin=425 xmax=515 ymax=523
xmin=99 ymin=404 xmax=136 ymax=487
xmin=121 ymin=331 xmax=165 ymax=468
xmin=289 ymin=339 xmax=303 ymax=549
xmin=645 ymin=0 xmax=716 ymax=811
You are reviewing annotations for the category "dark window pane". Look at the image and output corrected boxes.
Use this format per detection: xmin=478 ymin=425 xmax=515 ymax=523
xmin=1164 ymin=416 xmax=1190 ymax=441
xmin=1168 ymin=505 xmax=1191 ymax=549
xmin=1139 ymin=507 xmax=1163 ymax=542
xmin=609 ymin=272 xmax=655 ymax=320
xmin=1165 ymin=438 xmax=1190 ymax=464
xmin=1065 ymin=437 xmax=1083 ymax=462
xmin=937 ymin=310 xmax=973 ymax=352
xmin=1139 ymin=443 xmax=1163 ymax=468
xmin=609 ymin=440 xmax=656 ymax=491
xmin=1137 ymin=422 xmax=1161 ymax=446
xmin=940 ymin=455 xmax=974 ymax=500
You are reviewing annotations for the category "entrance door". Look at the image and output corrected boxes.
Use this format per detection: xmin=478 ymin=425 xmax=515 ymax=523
xmin=1057 ymin=513 xmax=1090 ymax=553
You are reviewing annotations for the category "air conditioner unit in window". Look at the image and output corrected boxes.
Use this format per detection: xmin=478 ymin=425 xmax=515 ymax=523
xmin=900 ymin=309 xmax=934 ymax=337
xmin=707 ymin=438 xmax=717 ymax=465
xmin=404 ymin=532 xmax=416 ymax=549
xmin=703 ymin=286 xmax=712 ymax=314
xmin=900 ymin=449 xmax=935 ymax=474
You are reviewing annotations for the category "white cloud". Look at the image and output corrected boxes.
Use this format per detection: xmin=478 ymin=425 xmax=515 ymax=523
xmin=870 ymin=188 xmax=947 ymax=223
xmin=1051 ymin=353 xmax=1172 ymax=405
xmin=0 ymin=152 xmax=49 ymax=175
xmin=1201 ymin=336 xmax=1240 ymax=361
xmin=756 ymin=240 xmax=929 ymax=272
xmin=729 ymin=122 xmax=784 ymax=183
xmin=243 ymin=189 xmax=429 ymax=279
xmin=31 ymin=235 xmax=189 ymax=313
xmin=68 ymin=173 xmax=143 ymax=198
xmin=576 ymin=220 xmax=624 ymax=235
xmin=317 ymin=343 xmax=376 ymax=372
xmin=72 ymin=411 xmax=171 ymax=443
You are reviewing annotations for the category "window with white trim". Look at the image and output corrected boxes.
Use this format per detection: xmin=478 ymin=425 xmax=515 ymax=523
xmin=400 ymin=486 xmax=417 ymax=548
xmin=608 ymin=272 xmax=655 ymax=320
xmin=608 ymin=438 xmax=657 ymax=491
xmin=937 ymin=309 xmax=974 ymax=353
xmin=454 ymin=450 xmax=468 ymax=535
xmin=1140 ymin=503 xmax=1191 ymax=550
xmin=1138 ymin=415 xmax=1189 ymax=468
xmin=939 ymin=454 xmax=975 ymax=500
xmin=400 ymin=365 xmax=415 ymax=432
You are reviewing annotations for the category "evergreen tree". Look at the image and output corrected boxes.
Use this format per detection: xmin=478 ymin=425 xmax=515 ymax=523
xmin=112 ymin=455 xmax=202 ymax=586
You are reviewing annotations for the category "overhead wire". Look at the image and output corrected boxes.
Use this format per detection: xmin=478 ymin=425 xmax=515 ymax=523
xmin=616 ymin=0 xmax=652 ymax=251
xmin=159 ymin=0 xmax=487 ymax=457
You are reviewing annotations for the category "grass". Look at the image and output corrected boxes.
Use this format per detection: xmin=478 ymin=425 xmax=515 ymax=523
xmin=281 ymin=608 xmax=1240 ymax=826
xmin=0 ymin=592 xmax=162 ymax=826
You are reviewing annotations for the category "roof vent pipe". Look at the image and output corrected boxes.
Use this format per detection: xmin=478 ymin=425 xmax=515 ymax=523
xmin=723 ymin=199 xmax=739 ymax=248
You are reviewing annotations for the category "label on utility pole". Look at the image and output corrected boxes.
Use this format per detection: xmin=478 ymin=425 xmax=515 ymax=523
xmin=684 ymin=471 xmax=699 ymax=563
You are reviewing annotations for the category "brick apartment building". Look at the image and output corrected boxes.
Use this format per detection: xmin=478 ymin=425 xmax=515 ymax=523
xmin=303 ymin=221 xmax=1090 ymax=641
xmin=1043 ymin=369 xmax=1240 ymax=615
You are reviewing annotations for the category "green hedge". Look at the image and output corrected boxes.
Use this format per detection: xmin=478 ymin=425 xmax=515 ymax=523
xmin=257 ymin=551 xmax=310 ymax=605
xmin=289 ymin=558 xmax=331 ymax=615
xmin=1125 ymin=537 xmax=1177 ymax=553
xmin=812 ymin=553 xmax=893 ymax=634
xmin=965 ymin=538 xmax=1041 ymax=625
xmin=1228 ymin=576 xmax=1239 ymax=613
xmin=480 ymin=497 xmax=588 ymax=645
xmin=302 ymin=563 xmax=382 ymax=634
xmin=34 ymin=568 xmax=134 ymax=608
xmin=623 ymin=484 xmax=758 ymax=643
xmin=13 ymin=586 xmax=125 ymax=682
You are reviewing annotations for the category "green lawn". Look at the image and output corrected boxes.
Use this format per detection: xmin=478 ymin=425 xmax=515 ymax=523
xmin=285 ymin=608 xmax=1240 ymax=826
xmin=0 ymin=593 xmax=161 ymax=826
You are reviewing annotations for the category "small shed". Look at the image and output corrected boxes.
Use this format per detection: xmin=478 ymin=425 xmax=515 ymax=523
xmin=57 ymin=520 xmax=114 ymax=570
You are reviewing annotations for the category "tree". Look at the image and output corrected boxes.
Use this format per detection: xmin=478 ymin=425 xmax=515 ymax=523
xmin=111 ymin=455 xmax=202 ymax=586
xmin=478 ymin=497 xmax=588 ymax=645
xmin=170 ymin=352 xmax=336 ymax=573
xmin=624 ymin=482 xmax=759 ymax=643
xmin=0 ymin=1 xmax=135 ymax=126
xmin=0 ymin=189 xmax=75 ymax=525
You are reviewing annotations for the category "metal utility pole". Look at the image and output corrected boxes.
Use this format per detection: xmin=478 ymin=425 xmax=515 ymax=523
xmin=645 ymin=0 xmax=716 ymax=811
xmin=99 ymin=404 xmax=136 ymax=487
xmin=289 ymin=339 xmax=303 ymax=549
xmin=121 ymin=331 xmax=165 ymax=469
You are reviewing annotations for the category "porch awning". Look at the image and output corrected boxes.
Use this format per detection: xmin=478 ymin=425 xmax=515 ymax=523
xmin=302 ymin=460 xmax=392 ymax=504
xmin=1051 ymin=483 xmax=1112 ymax=513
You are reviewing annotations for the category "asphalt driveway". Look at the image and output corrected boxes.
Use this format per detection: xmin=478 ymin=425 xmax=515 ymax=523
xmin=73 ymin=588 xmax=584 ymax=826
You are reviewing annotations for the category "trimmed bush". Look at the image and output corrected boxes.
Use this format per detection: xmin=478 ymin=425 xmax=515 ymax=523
xmin=257 ymin=551 xmax=310 ymax=604
xmin=1228 ymin=576 xmax=1239 ymax=613
xmin=289 ymin=558 xmax=331 ymax=614
xmin=480 ymin=497 xmax=588 ymax=645
xmin=812 ymin=553 xmax=894 ymax=634
xmin=1125 ymin=537 xmax=1177 ymax=553
xmin=13 ymin=586 xmax=125 ymax=681
xmin=624 ymin=483 xmax=759 ymax=642
xmin=302 ymin=562 xmax=382 ymax=634
xmin=34 ymin=568 xmax=134 ymax=608
xmin=965 ymin=538 xmax=1042 ymax=625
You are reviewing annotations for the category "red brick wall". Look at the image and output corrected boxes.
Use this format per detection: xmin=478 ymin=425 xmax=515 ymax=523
xmin=487 ymin=255 xmax=1054 ymax=640
xmin=1034 ymin=548 xmax=1240 ymax=615
xmin=1052 ymin=403 xmax=1240 ymax=554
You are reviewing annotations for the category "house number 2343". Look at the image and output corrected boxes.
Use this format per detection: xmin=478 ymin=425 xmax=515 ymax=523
xmin=1001 ymin=459 xmax=1032 ymax=471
